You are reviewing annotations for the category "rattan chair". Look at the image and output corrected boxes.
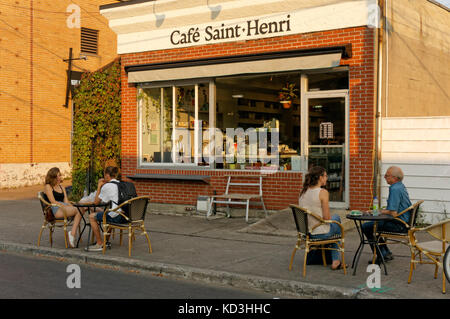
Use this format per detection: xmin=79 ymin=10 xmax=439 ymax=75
xmin=100 ymin=196 xmax=152 ymax=257
xmin=408 ymin=219 xmax=450 ymax=294
xmin=289 ymin=204 xmax=346 ymax=277
xmin=37 ymin=191 xmax=73 ymax=248
xmin=375 ymin=200 xmax=424 ymax=249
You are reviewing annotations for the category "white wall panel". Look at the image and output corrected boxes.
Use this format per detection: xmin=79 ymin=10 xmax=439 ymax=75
xmin=381 ymin=117 xmax=450 ymax=223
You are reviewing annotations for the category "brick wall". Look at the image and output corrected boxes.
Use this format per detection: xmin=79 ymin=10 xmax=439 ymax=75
xmin=0 ymin=0 xmax=118 ymax=187
xmin=120 ymin=26 xmax=376 ymax=211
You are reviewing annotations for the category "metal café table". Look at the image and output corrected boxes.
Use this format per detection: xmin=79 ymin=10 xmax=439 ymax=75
xmin=346 ymin=213 xmax=395 ymax=276
xmin=73 ymin=201 xmax=110 ymax=249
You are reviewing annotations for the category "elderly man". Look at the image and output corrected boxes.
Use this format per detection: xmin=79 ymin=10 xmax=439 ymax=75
xmin=362 ymin=166 xmax=412 ymax=264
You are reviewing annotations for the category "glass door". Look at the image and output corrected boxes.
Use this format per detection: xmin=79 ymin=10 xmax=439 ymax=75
xmin=306 ymin=95 xmax=348 ymax=204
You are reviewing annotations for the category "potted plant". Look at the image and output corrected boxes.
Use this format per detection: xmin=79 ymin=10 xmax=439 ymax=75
xmin=278 ymin=83 xmax=299 ymax=109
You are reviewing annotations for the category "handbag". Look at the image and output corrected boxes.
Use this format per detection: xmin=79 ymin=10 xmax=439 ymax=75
xmin=45 ymin=205 xmax=55 ymax=223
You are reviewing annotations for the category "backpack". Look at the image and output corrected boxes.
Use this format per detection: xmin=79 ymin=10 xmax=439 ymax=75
xmin=109 ymin=180 xmax=138 ymax=217
xmin=306 ymin=247 xmax=333 ymax=265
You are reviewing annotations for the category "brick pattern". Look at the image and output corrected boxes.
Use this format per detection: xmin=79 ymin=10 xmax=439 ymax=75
xmin=120 ymin=27 xmax=376 ymax=210
xmin=0 ymin=0 xmax=117 ymax=165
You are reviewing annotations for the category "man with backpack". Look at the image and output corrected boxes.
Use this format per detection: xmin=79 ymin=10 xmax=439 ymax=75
xmin=86 ymin=166 xmax=134 ymax=252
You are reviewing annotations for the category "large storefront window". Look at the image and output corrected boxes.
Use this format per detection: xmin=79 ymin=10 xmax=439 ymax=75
xmin=138 ymin=71 xmax=348 ymax=179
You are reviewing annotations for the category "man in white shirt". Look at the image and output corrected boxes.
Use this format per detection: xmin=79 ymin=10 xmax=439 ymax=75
xmin=86 ymin=166 xmax=126 ymax=252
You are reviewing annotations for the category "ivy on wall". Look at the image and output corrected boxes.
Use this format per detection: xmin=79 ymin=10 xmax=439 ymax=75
xmin=71 ymin=59 xmax=122 ymax=201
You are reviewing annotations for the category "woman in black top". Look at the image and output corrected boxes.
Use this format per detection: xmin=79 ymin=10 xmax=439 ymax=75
xmin=44 ymin=167 xmax=83 ymax=248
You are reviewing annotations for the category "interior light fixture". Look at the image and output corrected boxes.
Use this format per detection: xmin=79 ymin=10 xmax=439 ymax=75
xmin=232 ymin=94 xmax=244 ymax=99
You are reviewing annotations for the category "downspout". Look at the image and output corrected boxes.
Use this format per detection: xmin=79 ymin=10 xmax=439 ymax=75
xmin=374 ymin=0 xmax=385 ymax=200
xmin=30 ymin=0 xmax=34 ymax=164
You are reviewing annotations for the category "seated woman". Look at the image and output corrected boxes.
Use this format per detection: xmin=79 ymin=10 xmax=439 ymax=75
xmin=299 ymin=166 xmax=345 ymax=270
xmin=44 ymin=167 xmax=83 ymax=248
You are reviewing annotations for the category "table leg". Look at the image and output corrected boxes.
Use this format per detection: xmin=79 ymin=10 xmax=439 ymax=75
xmin=75 ymin=207 xmax=86 ymax=248
xmin=372 ymin=222 xmax=388 ymax=275
xmin=352 ymin=220 xmax=366 ymax=276
xmin=374 ymin=239 xmax=388 ymax=275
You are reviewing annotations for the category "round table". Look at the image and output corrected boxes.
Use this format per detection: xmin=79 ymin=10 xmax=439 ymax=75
xmin=346 ymin=213 xmax=395 ymax=276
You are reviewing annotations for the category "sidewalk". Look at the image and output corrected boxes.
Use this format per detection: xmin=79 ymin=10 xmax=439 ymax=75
xmin=0 ymin=183 xmax=448 ymax=299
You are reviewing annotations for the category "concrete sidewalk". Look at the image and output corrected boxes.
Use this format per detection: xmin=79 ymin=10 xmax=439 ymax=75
xmin=0 ymin=183 xmax=448 ymax=299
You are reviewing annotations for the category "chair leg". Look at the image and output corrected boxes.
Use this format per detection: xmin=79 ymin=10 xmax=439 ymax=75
xmin=49 ymin=226 xmax=53 ymax=247
xmin=341 ymin=246 xmax=347 ymax=275
xmin=289 ymin=247 xmax=297 ymax=271
xmin=434 ymin=259 xmax=439 ymax=279
xmin=128 ymin=226 xmax=133 ymax=257
xmin=38 ymin=223 xmax=45 ymax=247
xmin=142 ymin=225 xmax=152 ymax=254
xmin=63 ymin=225 xmax=68 ymax=249
xmin=321 ymin=246 xmax=327 ymax=267
xmin=443 ymin=270 xmax=446 ymax=294
xmin=120 ymin=230 xmax=123 ymax=246
xmin=303 ymin=246 xmax=309 ymax=278
xmin=408 ymin=251 xmax=416 ymax=284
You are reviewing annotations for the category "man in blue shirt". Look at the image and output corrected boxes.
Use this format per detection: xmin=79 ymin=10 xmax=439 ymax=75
xmin=362 ymin=166 xmax=412 ymax=263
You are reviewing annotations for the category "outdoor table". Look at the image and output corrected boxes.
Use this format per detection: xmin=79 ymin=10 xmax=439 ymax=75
xmin=346 ymin=213 xmax=395 ymax=276
xmin=73 ymin=201 xmax=110 ymax=249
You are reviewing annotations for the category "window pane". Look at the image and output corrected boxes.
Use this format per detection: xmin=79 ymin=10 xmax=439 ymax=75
xmin=174 ymin=85 xmax=195 ymax=163
xmin=216 ymin=73 xmax=301 ymax=171
xmin=140 ymin=88 xmax=161 ymax=163
xmin=308 ymin=71 xmax=348 ymax=91
xmin=162 ymin=87 xmax=173 ymax=163
xmin=198 ymin=83 xmax=210 ymax=166
xmin=308 ymin=97 xmax=345 ymax=145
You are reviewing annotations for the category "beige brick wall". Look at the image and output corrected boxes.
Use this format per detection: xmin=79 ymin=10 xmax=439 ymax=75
xmin=0 ymin=0 xmax=118 ymax=187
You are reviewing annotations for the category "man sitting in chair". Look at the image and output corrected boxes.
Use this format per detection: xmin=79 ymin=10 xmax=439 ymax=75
xmin=362 ymin=166 xmax=412 ymax=264
xmin=86 ymin=166 xmax=126 ymax=252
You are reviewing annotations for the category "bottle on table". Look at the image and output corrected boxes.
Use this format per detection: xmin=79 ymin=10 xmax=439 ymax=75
xmin=372 ymin=197 xmax=379 ymax=216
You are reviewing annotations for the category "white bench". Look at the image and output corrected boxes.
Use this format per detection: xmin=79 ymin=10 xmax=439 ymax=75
xmin=207 ymin=175 xmax=267 ymax=223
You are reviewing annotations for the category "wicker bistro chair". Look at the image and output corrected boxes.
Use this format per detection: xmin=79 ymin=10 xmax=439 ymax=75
xmin=37 ymin=191 xmax=74 ymax=248
xmin=408 ymin=219 xmax=450 ymax=294
xmin=289 ymin=204 xmax=346 ymax=277
xmin=375 ymin=200 xmax=424 ymax=251
xmin=101 ymin=196 xmax=152 ymax=257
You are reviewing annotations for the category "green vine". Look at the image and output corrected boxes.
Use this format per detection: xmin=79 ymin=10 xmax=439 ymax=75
xmin=71 ymin=59 xmax=122 ymax=201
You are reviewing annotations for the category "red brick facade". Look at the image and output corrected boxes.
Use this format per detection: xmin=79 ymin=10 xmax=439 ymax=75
xmin=120 ymin=26 xmax=376 ymax=211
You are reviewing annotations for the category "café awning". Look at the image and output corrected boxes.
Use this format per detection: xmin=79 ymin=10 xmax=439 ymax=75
xmin=126 ymin=46 xmax=350 ymax=83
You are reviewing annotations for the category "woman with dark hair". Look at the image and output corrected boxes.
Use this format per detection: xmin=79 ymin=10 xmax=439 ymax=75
xmin=299 ymin=166 xmax=345 ymax=270
xmin=44 ymin=167 xmax=83 ymax=248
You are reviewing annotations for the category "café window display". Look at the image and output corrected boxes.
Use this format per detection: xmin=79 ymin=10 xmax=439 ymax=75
xmin=215 ymin=73 xmax=301 ymax=170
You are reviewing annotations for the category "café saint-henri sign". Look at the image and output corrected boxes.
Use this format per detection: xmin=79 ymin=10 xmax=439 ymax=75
xmin=170 ymin=14 xmax=292 ymax=46
xmin=112 ymin=1 xmax=374 ymax=54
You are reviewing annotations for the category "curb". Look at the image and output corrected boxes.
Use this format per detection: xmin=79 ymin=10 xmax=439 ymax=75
xmin=0 ymin=241 xmax=383 ymax=299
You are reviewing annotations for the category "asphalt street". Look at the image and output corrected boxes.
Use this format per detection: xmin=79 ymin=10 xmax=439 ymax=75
xmin=0 ymin=251 xmax=282 ymax=299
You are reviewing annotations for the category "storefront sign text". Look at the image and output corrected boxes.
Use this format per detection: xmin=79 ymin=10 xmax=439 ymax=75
xmin=170 ymin=15 xmax=291 ymax=46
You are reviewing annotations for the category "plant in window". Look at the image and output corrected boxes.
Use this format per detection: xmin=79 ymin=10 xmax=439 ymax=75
xmin=278 ymin=83 xmax=299 ymax=109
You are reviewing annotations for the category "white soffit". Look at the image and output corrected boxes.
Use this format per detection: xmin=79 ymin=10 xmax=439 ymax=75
xmin=100 ymin=0 xmax=378 ymax=55
xmin=127 ymin=52 xmax=342 ymax=83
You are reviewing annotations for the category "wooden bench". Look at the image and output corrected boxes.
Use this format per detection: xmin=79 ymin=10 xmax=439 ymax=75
xmin=207 ymin=175 xmax=267 ymax=223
